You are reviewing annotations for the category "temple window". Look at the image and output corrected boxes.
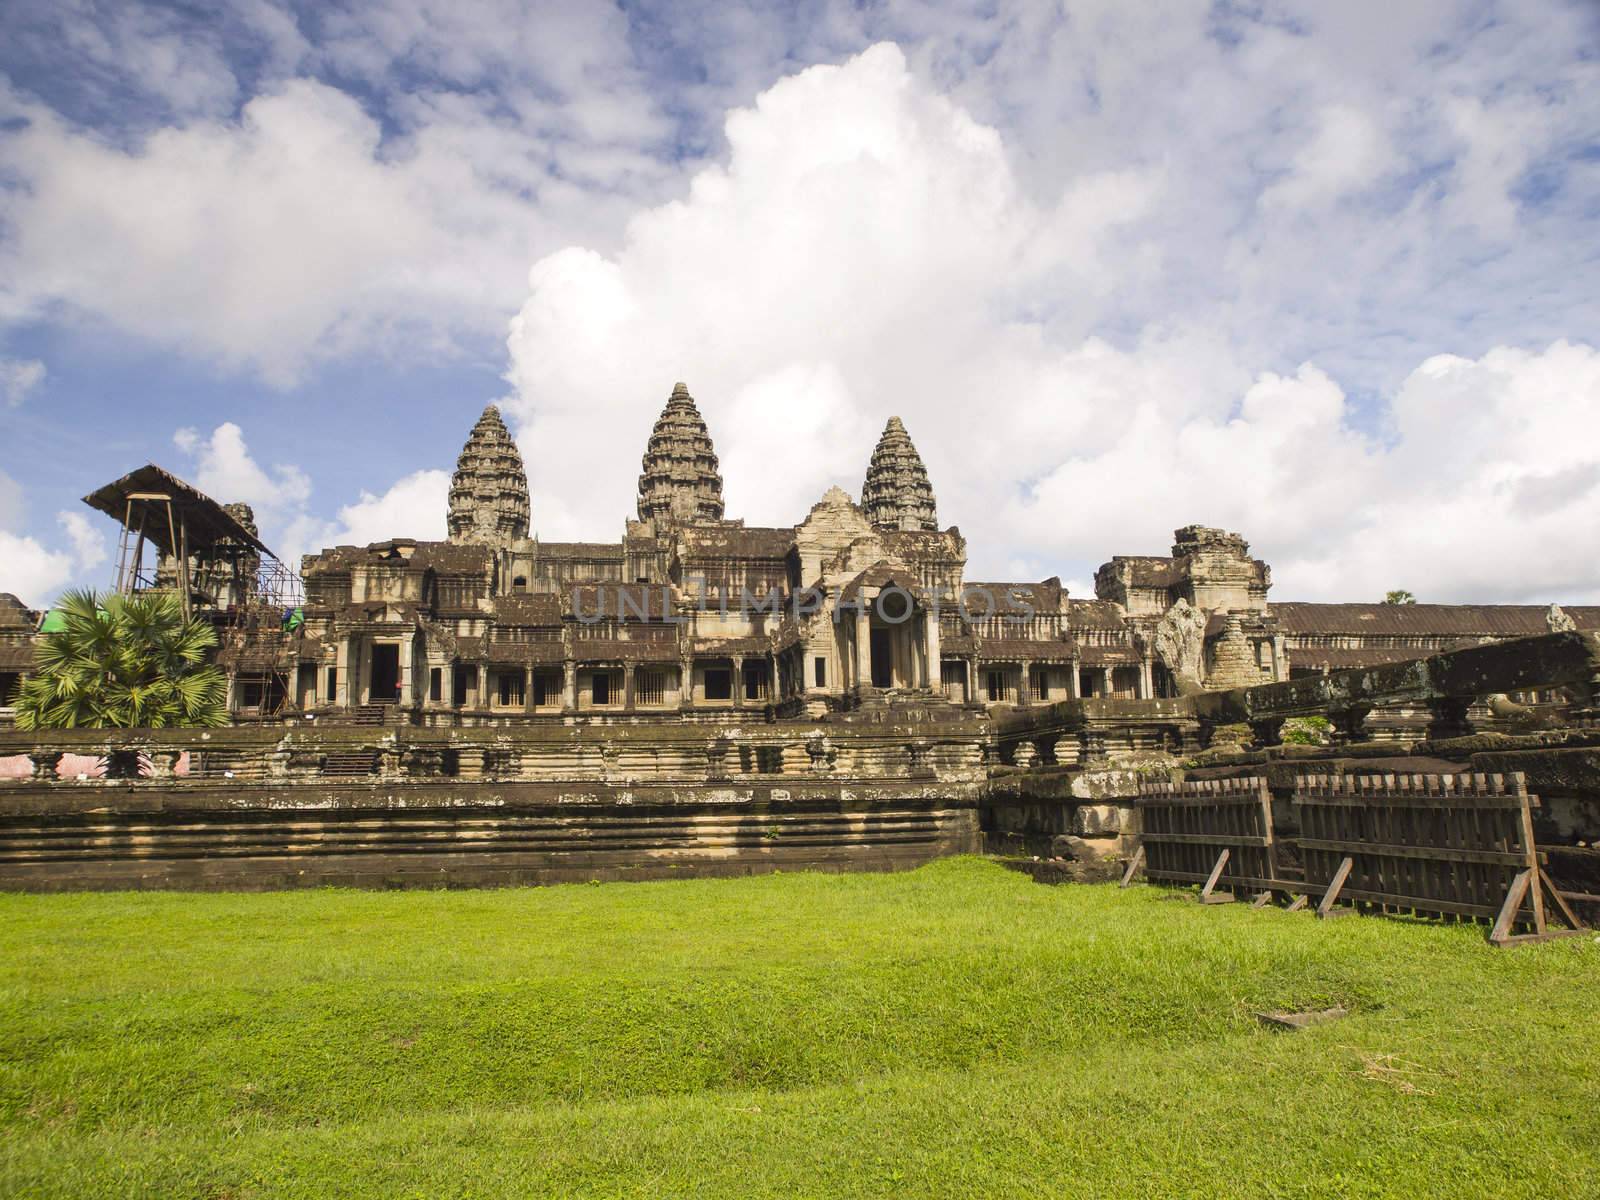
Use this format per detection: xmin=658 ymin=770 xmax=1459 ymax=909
xmin=496 ymin=671 xmax=524 ymax=707
xmin=636 ymin=669 xmax=667 ymax=706
xmin=814 ymin=656 xmax=826 ymax=687
xmin=429 ymin=668 xmax=442 ymax=702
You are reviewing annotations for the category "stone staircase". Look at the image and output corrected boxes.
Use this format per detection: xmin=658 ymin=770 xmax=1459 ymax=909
xmin=322 ymin=751 xmax=378 ymax=778
xmin=352 ymin=704 xmax=391 ymax=727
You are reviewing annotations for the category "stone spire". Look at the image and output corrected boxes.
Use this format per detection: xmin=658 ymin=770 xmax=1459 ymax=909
xmin=861 ymin=416 xmax=938 ymax=532
xmin=447 ymin=403 xmax=530 ymax=545
xmin=637 ymin=382 xmax=724 ymax=525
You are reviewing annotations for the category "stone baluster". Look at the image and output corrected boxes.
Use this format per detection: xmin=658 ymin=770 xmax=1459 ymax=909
xmin=29 ymin=751 xmax=62 ymax=781
xmin=1425 ymin=697 xmax=1473 ymax=742
xmin=1327 ymin=706 xmax=1372 ymax=747
xmin=1249 ymin=717 xmax=1286 ymax=749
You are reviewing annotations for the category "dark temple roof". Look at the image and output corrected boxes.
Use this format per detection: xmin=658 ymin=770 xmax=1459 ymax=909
xmin=1273 ymin=602 xmax=1600 ymax=637
xmin=676 ymin=524 xmax=796 ymax=559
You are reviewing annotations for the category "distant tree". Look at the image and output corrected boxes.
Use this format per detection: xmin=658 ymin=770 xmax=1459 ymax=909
xmin=15 ymin=590 xmax=228 ymax=730
xmin=1384 ymin=590 xmax=1417 ymax=605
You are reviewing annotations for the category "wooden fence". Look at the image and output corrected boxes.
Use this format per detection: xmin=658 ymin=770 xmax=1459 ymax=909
xmin=1126 ymin=777 xmax=1278 ymax=904
xmin=1293 ymin=771 xmax=1585 ymax=946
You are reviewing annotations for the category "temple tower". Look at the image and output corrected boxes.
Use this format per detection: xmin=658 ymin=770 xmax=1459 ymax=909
xmin=637 ymin=382 xmax=725 ymax=525
xmin=861 ymin=416 xmax=938 ymax=532
xmin=447 ymin=404 xmax=531 ymax=545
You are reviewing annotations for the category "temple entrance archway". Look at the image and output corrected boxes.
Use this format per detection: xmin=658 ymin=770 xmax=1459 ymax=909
xmin=870 ymin=628 xmax=893 ymax=688
xmin=369 ymin=643 xmax=401 ymax=703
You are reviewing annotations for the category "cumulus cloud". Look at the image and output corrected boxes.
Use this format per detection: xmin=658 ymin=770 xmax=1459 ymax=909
xmin=170 ymin=421 xmax=449 ymax=568
xmin=173 ymin=423 xmax=310 ymax=512
xmin=0 ymin=470 xmax=108 ymax=607
xmin=0 ymin=357 xmax=45 ymax=406
xmin=271 ymin=472 xmax=449 ymax=570
xmin=507 ymin=41 xmax=1600 ymax=604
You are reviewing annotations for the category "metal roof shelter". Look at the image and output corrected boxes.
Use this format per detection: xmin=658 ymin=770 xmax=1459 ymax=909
xmin=82 ymin=463 xmax=286 ymax=619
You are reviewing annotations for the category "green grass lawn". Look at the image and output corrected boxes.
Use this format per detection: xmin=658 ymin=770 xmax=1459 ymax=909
xmin=2 ymin=857 xmax=1597 ymax=1199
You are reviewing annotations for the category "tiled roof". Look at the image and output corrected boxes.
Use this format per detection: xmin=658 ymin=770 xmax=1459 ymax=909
xmin=1285 ymin=646 xmax=1435 ymax=670
xmin=677 ymin=524 xmax=796 ymax=558
xmin=565 ymin=583 xmax=679 ymax=621
xmin=484 ymin=642 xmax=567 ymax=666
xmin=974 ymin=637 xmax=1076 ymax=663
xmin=964 ymin=579 xmax=1065 ymax=613
xmin=0 ymin=594 xmax=38 ymax=629
xmin=539 ymin=542 xmax=625 ymax=559
xmin=1273 ymin=602 xmax=1600 ymax=637
xmin=491 ymin=594 xmax=563 ymax=626
xmin=1066 ymin=598 xmax=1127 ymax=630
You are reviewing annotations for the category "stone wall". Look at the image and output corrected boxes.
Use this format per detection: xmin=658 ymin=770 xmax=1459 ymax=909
xmin=0 ymin=718 xmax=985 ymax=891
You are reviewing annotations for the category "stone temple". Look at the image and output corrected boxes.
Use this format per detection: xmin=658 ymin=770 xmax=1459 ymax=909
xmin=18 ymin=379 xmax=1569 ymax=726
xmin=4 ymin=381 xmax=1600 ymax=900
xmin=0 ymin=380 xmax=1596 ymax=727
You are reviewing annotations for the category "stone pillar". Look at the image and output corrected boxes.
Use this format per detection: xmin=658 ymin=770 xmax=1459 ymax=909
xmin=1070 ymin=651 xmax=1082 ymax=699
xmin=1101 ymin=667 xmax=1114 ymax=699
xmin=1249 ymin=717 xmax=1285 ymax=749
xmin=399 ymin=632 xmax=415 ymax=706
xmin=1426 ymin=698 xmax=1473 ymax=741
xmin=28 ymin=751 xmax=62 ymax=780
xmin=1139 ymin=658 xmax=1155 ymax=701
xmin=1328 ymin=706 xmax=1372 ymax=746
xmin=733 ymin=656 xmax=745 ymax=710
xmin=680 ymin=655 xmax=695 ymax=710
xmin=562 ymin=660 xmax=577 ymax=713
xmin=1019 ymin=661 xmax=1032 ymax=706
xmin=924 ymin=608 xmax=942 ymax=691
xmin=855 ymin=607 xmax=871 ymax=691
xmin=335 ymin=638 xmax=351 ymax=709
xmin=523 ymin=666 xmax=534 ymax=714
xmin=624 ymin=663 xmax=636 ymax=712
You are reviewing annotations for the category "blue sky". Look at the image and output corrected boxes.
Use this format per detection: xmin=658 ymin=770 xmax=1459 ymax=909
xmin=2 ymin=0 xmax=1598 ymax=607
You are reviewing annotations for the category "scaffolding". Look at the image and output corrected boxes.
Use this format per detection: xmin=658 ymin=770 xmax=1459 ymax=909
xmin=83 ymin=463 xmax=304 ymax=621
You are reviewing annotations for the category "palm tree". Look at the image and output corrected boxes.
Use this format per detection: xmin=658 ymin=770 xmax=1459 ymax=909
xmin=15 ymin=589 xmax=229 ymax=730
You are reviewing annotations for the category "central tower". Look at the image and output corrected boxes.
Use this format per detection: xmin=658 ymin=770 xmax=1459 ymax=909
xmin=447 ymin=403 xmax=530 ymax=545
xmin=637 ymin=381 xmax=725 ymax=526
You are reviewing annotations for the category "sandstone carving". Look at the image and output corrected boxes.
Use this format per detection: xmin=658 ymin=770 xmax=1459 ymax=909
xmin=637 ymin=382 xmax=724 ymax=526
xmin=1152 ymin=597 xmax=1206 ymax=694
xmin=861 ymin=416 xmax=938 ymax=532
xmin=448 ymin=404 xmax=530 ymax=545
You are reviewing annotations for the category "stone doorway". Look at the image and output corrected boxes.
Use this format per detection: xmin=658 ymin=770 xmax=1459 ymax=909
xmin=369 ymin=643 xmax=401 ymax=703
xmin=870 ymin=627 xmax=893 ymax=688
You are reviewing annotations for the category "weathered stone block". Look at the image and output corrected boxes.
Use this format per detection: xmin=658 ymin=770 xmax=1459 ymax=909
xmin=1072 ymin=804 xmax=1121 ymax=835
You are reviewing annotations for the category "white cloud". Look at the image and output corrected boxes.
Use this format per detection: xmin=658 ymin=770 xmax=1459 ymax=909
xmin=172 ymin=422 xmax=310 ymax=512
xmin=56 ymin=510 xmax=107 ymax=572
xmin=0 ymin=71 xmax=674 ymax=383
xmin=0 ymin=532 xmax=75 ymax=609
xmin=169 ymin=421 xmax=449 ymax=568
xmin=0 ymin=357 xmax=45 ymax=406
xmin=505 ymin=40 xmax=1600 ymax=604
xmin=0 ymin=472 xmax=111 ymax=607
xmin=328 ymin=469 xmax=450 ymax=547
